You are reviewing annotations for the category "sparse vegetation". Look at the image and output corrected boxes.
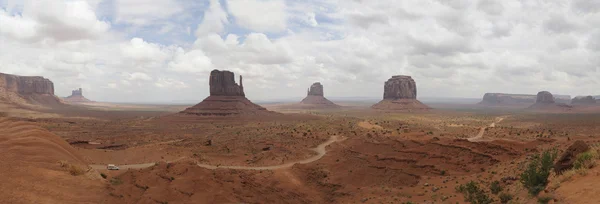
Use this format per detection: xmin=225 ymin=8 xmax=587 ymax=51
xmin=573 ymin=150 xmax=598 ymax=170
xmin=110 ymin=178 xmax=123 ymax=185
xmin=520 ymin=149 xmax=557 ymax=195
xmin=456 ymin=181 xmax=493 ymax=204
xmin=489 ymin=180 xmax=502 ymax=195
xmin=537 ymin=196 xmax=553 ymax=204
xmin=498 ymin=193 xmax=513 ymax=204
xmin=100 ymin=173 xmax=107 ymax=179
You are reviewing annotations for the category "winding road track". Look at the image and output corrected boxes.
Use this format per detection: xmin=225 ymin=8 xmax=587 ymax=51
xmin=468 ymin=117 xmax=505 ymax=142
xmin=90 ymin=135 xmax=346 ymax=171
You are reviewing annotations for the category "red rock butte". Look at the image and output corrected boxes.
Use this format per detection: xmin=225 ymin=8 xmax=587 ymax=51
xmin=528 ymin=91 xmax=573 ymax=111
xmin=180 ymin=70 xmax=278 ymax=116
xmin=371 ymin=75 xmax=430 ymax=111
xmin=63 ymin=88 xmax=93 ymax=103
xmin=0 ymin=72 xmax=62 ymax=106
xmin=299 ymin=82 xmax=340 ymax=108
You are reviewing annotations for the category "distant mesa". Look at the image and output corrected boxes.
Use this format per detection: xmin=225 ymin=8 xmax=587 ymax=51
xmin=479 ymin=92 xmax=571 ymax=106
xmin=299 ymin=82 xmax=340 ymax=108
xmin=0 ymin=72 xmax=61 ymax=106
xmin=371 ymin=75 xmax=430 ymax=111
xmin=528 ymin=91 xmax=573 ymax=111
xmin=571 ymin=96 xmax=596 ymax=105
xmin=180 ymin=70 xmax=279 ymax=116
xmin=63 ymin=88 xmax=93 ymax=103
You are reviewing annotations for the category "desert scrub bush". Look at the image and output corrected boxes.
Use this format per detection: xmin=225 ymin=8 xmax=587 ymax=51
xmin=456 ymin=181 xmax=494 ymax=204
xmin=573 ymin=150 xmax=598 ymax=170
xmin=100 ymin=173 xmax=107 ymax=179
xmin=489 ymin=180 xmax=502 ymax=195
xmin=68 ymin=165 xmax=86 ymax=176
xmin=520 ymin=149 xmax=557 ymax=195
xmin=110 ymin=178 xmax=123 ymax=185
xmin=498 ymin=193 xmax=513 ymax=204
xmin=537 ymin=196 xmax=553 ymax=204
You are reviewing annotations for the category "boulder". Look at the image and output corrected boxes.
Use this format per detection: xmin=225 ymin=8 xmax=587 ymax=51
xmin=554 ymin=140 xmax=590 ymax=174
xmin=372 ymin=75 xmax=430 ymax=110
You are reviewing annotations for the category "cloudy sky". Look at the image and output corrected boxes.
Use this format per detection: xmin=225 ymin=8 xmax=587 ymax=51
xmin=0 ymin=0 xmax=599 ymax=103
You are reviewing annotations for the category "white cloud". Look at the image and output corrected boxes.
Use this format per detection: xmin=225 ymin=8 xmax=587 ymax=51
xmin=125 ymin=72 xmax=153 ymax=81
xmin=155 ymin=78 xmax=188 ymax=89
xmin=168 ymin=48 xmax=214 ymax=73
xmin=0 ymin=0 xmax=109 ymax=43
xmin=114 ymin=0 xmax=183 ymax=26
xmin=195 ymin=0 xmax=229 ymax=37
xmin=227 ymin=0 xmax=287 ymax=32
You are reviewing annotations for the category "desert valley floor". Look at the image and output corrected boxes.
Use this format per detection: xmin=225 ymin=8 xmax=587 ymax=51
xmin=2 ymin=102 xmax=600 ymax=204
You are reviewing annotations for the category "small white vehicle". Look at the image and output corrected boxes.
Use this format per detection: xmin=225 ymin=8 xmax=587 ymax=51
xmin=107 ymin=164 xmax=120 ymax=170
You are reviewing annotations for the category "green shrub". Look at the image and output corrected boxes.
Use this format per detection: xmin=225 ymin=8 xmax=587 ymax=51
xmin=498 ymin=193 xmax=513 ymax=204
xmin=520 ymin=149 xmax=557 ymax=195
xmin=100 ymin=173 xmax=107 ymax=179
xmin=573 ymin=150 xmax=598 ymax=170
xmin=489 ymin=181 xmax=502 ymax=195
xmin=537 ymin=196 xmax=553 ymax=204
xmin=456 ymin=181 xmax=494 ymax=204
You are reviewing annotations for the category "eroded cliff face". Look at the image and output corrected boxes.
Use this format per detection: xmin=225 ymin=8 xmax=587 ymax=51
xmin=209 ymin=70 xmax=245 ymax=97
xmin=307 ymin=82 xmax=324 ymax=96
xmin=0 ymin=73 xmax=54 ymax=95
xmin=383 ymin=75 xmax=417 ymax=100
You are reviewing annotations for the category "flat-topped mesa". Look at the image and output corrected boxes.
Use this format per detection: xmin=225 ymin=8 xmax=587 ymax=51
xmin=0 ymin=73 xmax=54 ymax=95
xmin=536 ymin=91 xmax=555 ymax=104
xmin=383 ymin=75 xmax=417 ymax=100
xmin=209 ymin=70 xmax=244 ymax=97
xmin=372 ymin=75 xmax=430 ymax=111
xmin=572 ymin=96 xmax=596 ymax=105
xmin=307 ymin=82 xmax=324 ymax=96
xmin=0 ymin=72 xmax=61 ymax=106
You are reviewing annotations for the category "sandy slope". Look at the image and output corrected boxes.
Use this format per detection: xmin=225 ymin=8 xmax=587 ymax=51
xmin=0 ymin=118 xmax=111 ymax=204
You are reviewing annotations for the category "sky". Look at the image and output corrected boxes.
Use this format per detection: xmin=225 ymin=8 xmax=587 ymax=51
xmin=0 ymin=0 xmax=599 ymax=103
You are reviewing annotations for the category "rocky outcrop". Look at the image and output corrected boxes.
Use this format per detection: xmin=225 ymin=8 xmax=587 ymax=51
xmin=209 ymin=70 xmax=244 ymax=97
xmin=528 ymin=91 xmax=573 ymax=111
xmin=298 ymin=82 xmax=339 ymax=108
xmin=372 ymin=75 xmax=430 ymax=111
xmin=0 ymin=72 xmax=61 ymax=106
xmin=536 ymin=91 xmax=555 ymax=104
xmin=0 ymin=73 xmax=54 ymax=95
xmin=572 ymin=96 xmax=596 ymax=105
xmin=180 ymin=70 xmax=278 ymax=116
xmin=554 ymin=141 xmax=590 ymax=174
xmin=307 ymin=82 xmax=324 ymax=96
xmin=480 ymin=93 xmax=571 ymax=105
xmin=479 ymin=93 xmax=536 ymax=105
xmin=63 ymin=88 xmax=92 ymax=103
xmin=383 ymin=75 xmax=417 ymax=100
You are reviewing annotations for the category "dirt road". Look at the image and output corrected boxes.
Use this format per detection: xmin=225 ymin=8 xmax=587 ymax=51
xmin=197 ymin=135 xmax=346 ymax=170
xmin=468 ymin=117 xmax=505 ymax=142
xmin=90 ymin=135 xmax=346 ymax=171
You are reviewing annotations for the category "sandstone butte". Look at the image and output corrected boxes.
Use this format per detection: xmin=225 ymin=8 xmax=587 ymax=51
xmin=63 ymin=88 xmax=93 ymax=103
xmin=371 ymin=75 xmax=430 ymax=111
xmin=0 ymin=72 xmax=62 ymax=106
xmin=571 ymin=96 xmax=596 ymax=105
xmin=299 ymin=82 xmax=340 ymax=108
xmin=479 ymin=92 xmax=572 ymax=105
xmin=180 ymin=70 xmax=278 ymax=116
xmin=528 ymin=91 xmax=573 ymax=111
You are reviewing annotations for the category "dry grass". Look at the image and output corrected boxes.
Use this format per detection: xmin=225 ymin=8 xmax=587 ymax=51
xmin=58 ymin=160 xmax=87 ymax=176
